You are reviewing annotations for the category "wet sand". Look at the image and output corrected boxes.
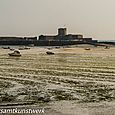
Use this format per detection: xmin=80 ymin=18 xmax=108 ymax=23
xmin=0 ymin=45 xmax=115 ymax=115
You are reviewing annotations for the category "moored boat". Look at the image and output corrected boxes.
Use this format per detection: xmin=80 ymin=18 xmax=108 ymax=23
xmin=85 ymin=48 xmax=90 ymax=50
xmin=46 ymin=51 xmax=55 ymax=55
xmin=8 ymin=50 xmax=21 ymax=57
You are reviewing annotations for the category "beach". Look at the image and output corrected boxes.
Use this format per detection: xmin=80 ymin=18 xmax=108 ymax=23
xmin=0 ymin=45 xmax=115 ymax=115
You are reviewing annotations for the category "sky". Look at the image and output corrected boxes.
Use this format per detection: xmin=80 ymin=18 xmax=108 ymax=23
xmin=0 ymin=0 xmax=115 ymax=40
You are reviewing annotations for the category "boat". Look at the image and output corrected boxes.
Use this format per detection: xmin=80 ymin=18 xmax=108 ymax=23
xmin=47 ymin=47 xmax=53 ymax=50
xmin=85 ymin=48 xmax=90 ymax=50
xmin=55 ymin=46 xmax=60 ymax=49
xmin=18 ymin=46 xmax=30 ymax=50
xmin=46 ymin=51 xmax=55 ymax=55
xmin=10 ymin=48 xmax=15 ymax=51
xmin=104 ymin=46 xmax=110 ymax=49
xmin=2 ymin=46 xmax=10 ymax=49
xmin=24 ymin=47 xmax=30 ymax=50
xmin=8 ymin=50 xmax=21 ymax=57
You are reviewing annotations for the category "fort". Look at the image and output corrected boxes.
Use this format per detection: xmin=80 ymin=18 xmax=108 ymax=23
xmin=0 ymin=28 xmax=98 ymax=46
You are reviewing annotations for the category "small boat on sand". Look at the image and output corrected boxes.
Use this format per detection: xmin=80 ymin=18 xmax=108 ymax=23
xmin=46 ymin=51 xmax=55 ymax=55
xmin=104 ymin=46 xmax=110 ymax=49
xmin=18 ymin=46 xmax=30 ymax=50
xmin=2 ymin=46 xmax=10 ymax=49
xmin=47 ymin=47 xmax=53 ymax=50
xmin=10 ymin=48 xmax=15 ymax=51
xmin=85 ymin=48 xmax=90 ymax=50
xmin=8 ymin=50 xmax=21 ymax=57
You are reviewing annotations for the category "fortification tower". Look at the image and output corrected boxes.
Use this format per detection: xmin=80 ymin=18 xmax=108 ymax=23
xmin=58 ymin=28 xmax=67 ymax=36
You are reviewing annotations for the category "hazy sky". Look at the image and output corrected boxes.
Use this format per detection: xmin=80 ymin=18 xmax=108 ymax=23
xmin=0 ymin=0 xmax=115 ymax=40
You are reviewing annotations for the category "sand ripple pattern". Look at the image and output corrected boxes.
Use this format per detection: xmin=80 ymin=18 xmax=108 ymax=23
xmin=0 ymin=47 xmax=115 ymax=104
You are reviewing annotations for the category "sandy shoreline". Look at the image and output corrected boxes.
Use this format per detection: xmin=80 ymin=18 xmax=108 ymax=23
xmin=0 ymin=45 xmax=115 ymax=115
